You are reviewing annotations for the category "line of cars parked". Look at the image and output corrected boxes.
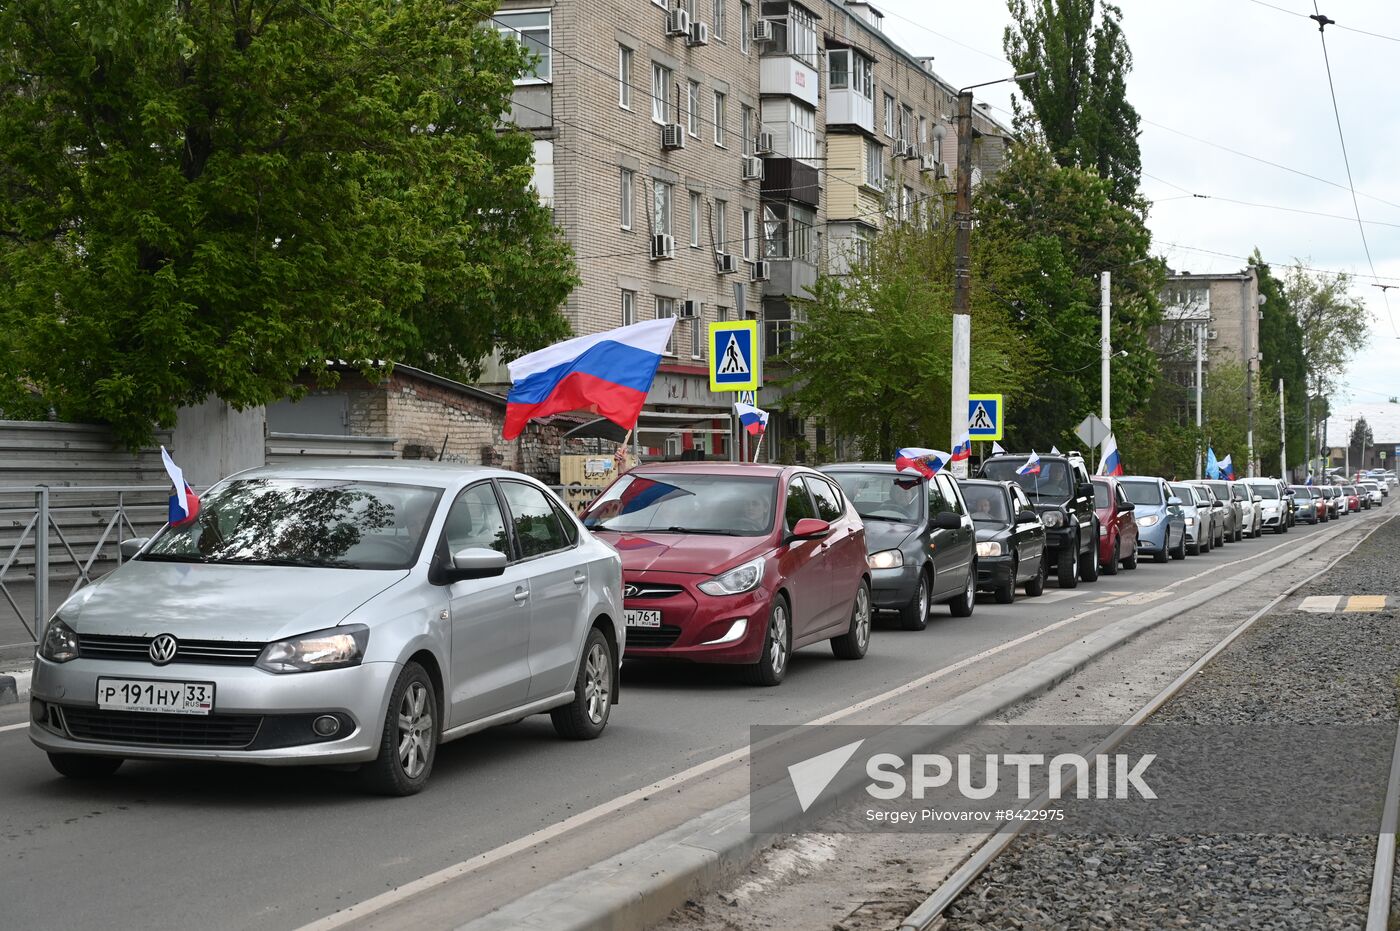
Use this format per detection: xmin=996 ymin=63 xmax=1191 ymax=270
xmin=27 ymin=455 xmax=1391 ymax=794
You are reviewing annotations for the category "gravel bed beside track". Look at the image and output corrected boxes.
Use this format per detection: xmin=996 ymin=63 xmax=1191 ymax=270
xmin=943 ymin=515 xmax=1400 ymax=931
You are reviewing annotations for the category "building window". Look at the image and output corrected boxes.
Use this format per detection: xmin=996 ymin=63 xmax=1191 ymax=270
xmin=654 ymin=179 xmax=673 ymax=238
xmin=618 ymin=46 xmax=633 ymax=109
xmin=902 ymin=185 xmax=914 ymax=223
xmin=713 ymin=91 xmax=727 ymax=146
xmin=689 ymin=191 xmax=702 ymax=247
xmin=865 ymin=138 xmax=884 ymax=190
xmin=715 ymin=199 xmax=727 ymax=252
xmin=930 ymin=131 xmax=942 ymax=164
xmin=620 ymin=168 xmax=635 ymax=230
xmin=832 ymin=51 xmax=880 ymax=104
xmin=763 ymin=205 xmax=785 ymax=259
xmin=786 ymin=4 xmax=818 ymax=68
xmin=495 ymin=11 xmax=551 ymax=83
xmin=853 ymin=228 xmax=870 ymax=266
xmin=791 ymin=203 xmax=815 ymax=262
xmin=691 ymin=313 xmax=703 ymax=359
xmin=763 ymin=203 xmax=813 ymax=261
xmin=740 ymin=1 xmax=751 ymax=53
xmin=900 ymin=105 xmax=914 ymax=150
xmin=790 ymin=100 xmax=815 ymax=161
xmin=741 ymin=103 xmax=754 ymax=154
xmin=829 ymin=49 xmax=849 ymax=89
xmin=687 ymin=80 xmax=701 ymax=137
xmin=717 ymin=305 xmax=729 ymax=322
xmin=713 ymin=0 xmax=725 ymax=40
xmin=622 ymin=289 xmax=636 ymax=326
xmin=656 ymin=297 xmax=676 ymax=355
xmin=883 ymin=93 xmax=895 ymax=137
xmin=742 ymin=207 xmax=754 ymax=259
xmin=919 ymin=115 xmax=928 ymax=147
xmin=652 ymin=63 xmax=671 ymax=123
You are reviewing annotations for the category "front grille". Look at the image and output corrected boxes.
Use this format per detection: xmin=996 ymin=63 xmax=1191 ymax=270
xmin=625 ymin=625 xmax=683 ymax=649
xmin=57 ymin=706 xmax=263 ymax=749
xmin=78 ymin=634 xmax=265 ymax=666
xmin=624 ymin=584 xmax=686 ymax=600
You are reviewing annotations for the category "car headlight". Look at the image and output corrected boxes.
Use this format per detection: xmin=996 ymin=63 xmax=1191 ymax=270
xmin=256 ymin=624 xmax=369 ymax=674
xmin=1040 ymin=511 xmax=1065 ymax=528
xmin=1185 ymin=516 xmax=1195 ymax=526
xmin=39 ymin=616 xmax=80 ymax=663
xmin=698 ymin=556 xmax=766 ymax=597
xmin=1137 ymin=514 xmax=1159 ymax=527
xmin=1098 ymin=524 xmax=1108 ymax=537
xmin=866 ymin=549 xmax=904 ymax=570
xmin=976 ymin=541 xmax=1002 ymax=558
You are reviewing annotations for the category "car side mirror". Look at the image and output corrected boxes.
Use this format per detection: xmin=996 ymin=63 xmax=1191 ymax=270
xmin=119 ymin=538 xmax=148 ymax=560
xmin=1252 ymin=495 xmax=1263 ymax=503
xmin=442 ymin=547 xmax=508 ymax=583
xmin=932 ymin=511 xmax=962 ymax=531
xmin=789 ymin=518 xmax=831 ymax=541
xmin=1212 ymin=500 xmax=1224 ymax=508
xmin=1123 ymin=502 xmax=1137 ymax=512
xmin=1166 ymin=497 xmax=1183 ymax=507
xmin=1014 ymin=510 xmax=1039 ymax=525
xmin=1078 ymin=482 xmax=1095 ymax=498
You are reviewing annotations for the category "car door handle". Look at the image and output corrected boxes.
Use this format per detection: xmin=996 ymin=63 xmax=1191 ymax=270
xmin=513 ymin=588 xmax=529 ymax=603
xmin=572 ymin=572 xmax=588 ymax=585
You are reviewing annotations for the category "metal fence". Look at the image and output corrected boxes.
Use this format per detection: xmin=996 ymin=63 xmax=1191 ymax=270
xmin=0 ymin=485 xmax=168 ymax=646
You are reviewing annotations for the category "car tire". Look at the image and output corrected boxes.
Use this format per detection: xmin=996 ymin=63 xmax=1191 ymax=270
xmin=1171 ymin=532 xmax=1187 ymax=560
xmin=551 ymin=627 xmax=614 ymax=740
xmin=1154 ymin=543 xmax=1169 ymax=563
xmin=1057 ymin=542 xmax=1079 ymax=589
xmin=1101 ymin=537 xmax=1119 ymax=576
xmin=832 ymin=582 xmax=872 ymax=660
xmin=48 ymin=753 xmax=123 ymax=780
xmin=1234 ymin=527 xmax=1243 ymax=543
xmin=743 ymin=597 xmax=791 ymax=687
xmin=1079 ymin=529 xmax=1101 ymax=582
xmin=361 ymin=661 xmax=438 ymax=797
xmin=897 ymin=570 xmax=930 ymax=632
xmin=1124 ymin=544 xmax=1138 ymax=570
xmin=995 ymin=558 xmax=1017 ymax=604
xmin=1025 ymin=555 xmax=1047 ymax=596
xmin=949 ymin=565 xmax=976 ymax=617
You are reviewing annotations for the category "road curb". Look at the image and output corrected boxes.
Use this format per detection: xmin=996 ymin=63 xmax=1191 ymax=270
xmin=0 ymin=666 xmax=29 ymax=705
xmin=455 ymin=521 xmax=1363 ymax=931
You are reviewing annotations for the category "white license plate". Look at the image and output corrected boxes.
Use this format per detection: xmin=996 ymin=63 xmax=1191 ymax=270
xmin=625 ymin=610 xmax=662 ymax=628
xmin=96 ymin=678 xmax=215 ymax=716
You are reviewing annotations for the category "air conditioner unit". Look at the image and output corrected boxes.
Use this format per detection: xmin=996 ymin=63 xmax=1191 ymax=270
xmin=751 ymin=260 xmax=771 ymax=282
xmin=751 ymin=19 xmax=774 ymax=43
xmin=667 ymin=8 xmax=691 ymax=37
xmin=651 ymin=234 xmax=676 ymax=260
xmin=716 ymin=252 xmax=739 ymax=274
xmin=903 ymin=144 xmax=919 ymax=160
xmin=754 ymin=131 xmax=775 ymax=155
xmin=687 ymin=21 xmax=710 ymax=46
xmin=1207 ymin=328 xmax=1218 ymax=340
xmin=919 ymin=153 xmax=937 ymax=173
xmin=661 ymin=123 xmax=686 ymax=150
xmin=679 ymin=299 xmax=700 ymax=319
xmin=741 ymin=155 xmax=764 ymax=181
xmin=938 ymin=161 xmax=952 ymax=179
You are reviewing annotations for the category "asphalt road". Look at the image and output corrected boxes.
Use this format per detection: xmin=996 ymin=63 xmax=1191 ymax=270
xmin=0 ymin=511 xmax=1364 ymax=930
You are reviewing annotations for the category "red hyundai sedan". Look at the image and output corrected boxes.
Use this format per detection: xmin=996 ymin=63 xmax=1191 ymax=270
xmin=583 ymin=463 xmax=870 ymax=686
xmin=1092 ymin=475 xmax=1139 ymax=575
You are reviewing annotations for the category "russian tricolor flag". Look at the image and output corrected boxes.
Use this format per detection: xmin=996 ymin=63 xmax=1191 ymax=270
xmin=1220 ymin=454 xmax=1234 ymax=481
xmin=503 ymin=318 xmax=677 ymax=440
xmin=1016 ymin=451 xmax=1042 ymax=476
xmin=1097 ymin=434 xmax=1124 ymax=477
xmin=951 ymin=432 xmax=972 ymax=463
xmin=895 ymin=447 xmax=951 ymax=479
xmin=160 ymin=446 xmax=201 ymax=527
xmin=735 ymin=401 xmax=769 ymax=436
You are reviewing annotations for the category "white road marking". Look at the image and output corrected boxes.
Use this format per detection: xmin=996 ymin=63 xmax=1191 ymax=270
xmin=0 ymin=722 xmax=29 ymax=734
xmin=1299 ymin=595 xmax=1343 ymax=613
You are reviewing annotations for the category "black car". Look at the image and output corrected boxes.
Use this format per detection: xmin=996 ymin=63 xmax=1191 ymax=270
xmin=977 ymin=451 xmax=1100 ymax=588
xmin=958 ymin=478 xmax=1047 ymax=603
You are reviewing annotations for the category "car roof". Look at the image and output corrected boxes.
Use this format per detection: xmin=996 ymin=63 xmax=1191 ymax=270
xmin=822 ymin=462 xmax=906 ymax=474
xmin=630 ymin=461 xmax=790 ymax=478
xmin=223 ymin=459 xmax=528 ymax=490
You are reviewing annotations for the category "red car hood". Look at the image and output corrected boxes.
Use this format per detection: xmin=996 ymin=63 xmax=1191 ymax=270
xmin=595 ymin=531 xmax=772 ymax=575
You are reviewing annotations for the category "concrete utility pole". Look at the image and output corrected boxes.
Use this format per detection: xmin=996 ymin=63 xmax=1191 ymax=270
xmin=1195 ymin=324 xmax=1205 ymax=480
xmin=1243 ymin=277 xmax=1256 ymax=478
xmin=1278 ymin=378 xmax=1287 ymax=481
xmin=950 ymin=88 xmax=973 ymax=479
xmin=1303 ymin=388 xmax=1312 ymax=480
xmin=1101 ymin=271 xmax=1111 ymax=429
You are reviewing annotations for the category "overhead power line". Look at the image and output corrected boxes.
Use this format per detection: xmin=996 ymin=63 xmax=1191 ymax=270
xmin=1243 ymin=0 xmax=1400 ymax=43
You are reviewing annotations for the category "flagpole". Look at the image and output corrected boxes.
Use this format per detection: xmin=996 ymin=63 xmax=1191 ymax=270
xmin=753 ymin=432 xmax=765 ymax=463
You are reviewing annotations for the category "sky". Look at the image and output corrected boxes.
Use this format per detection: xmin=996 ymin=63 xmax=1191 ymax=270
xmin=873 ymin=0 xmax=1400 ymax=421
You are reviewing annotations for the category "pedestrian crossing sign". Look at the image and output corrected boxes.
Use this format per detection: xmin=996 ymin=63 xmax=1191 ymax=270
xmin=709 ymin=320 xmax=760 ymax=392
xmin=968 ymin=394 xmax=1004 ymax=441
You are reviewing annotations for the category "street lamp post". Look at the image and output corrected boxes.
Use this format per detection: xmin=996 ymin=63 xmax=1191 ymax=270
xmin=948 ymin=72 xmax=1034 ymax=477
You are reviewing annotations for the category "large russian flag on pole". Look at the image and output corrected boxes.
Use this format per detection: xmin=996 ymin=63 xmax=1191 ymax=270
xmin=503 ymin=318 xmax=677 ymax=440
xmin=895 ymin=448 xmax=951 ymax=479
xmin=1097 ymin=433 xmax=1124 ymax=476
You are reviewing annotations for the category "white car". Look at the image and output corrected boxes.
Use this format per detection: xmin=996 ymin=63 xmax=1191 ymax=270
xmin=1360 ymin=481 xmax=1384 ymax=506
xmin=1244 ymin=479 xmax=1288 ymax=533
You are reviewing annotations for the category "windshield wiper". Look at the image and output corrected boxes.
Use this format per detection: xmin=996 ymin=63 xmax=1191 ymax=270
xmin=137 ymin=553 xmax=207 ymax=563
xmin=859 ymin=514 xmax=911 ymax=523
xmin=219 ymin=557 xmax=346 ymax=568
xmin=664 ymin=526 xmax=736 ymax=536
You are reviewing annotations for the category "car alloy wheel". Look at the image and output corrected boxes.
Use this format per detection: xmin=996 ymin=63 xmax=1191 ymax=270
xmin=834 ymin=583 xmax=872 ymax=659
xmin=398 ymin=681 xmax=434 ymax=781
xmin=583 ymin=641 xmax=611 ymax=725
xmin=362 ymin=661 xmax=438 ymax=796
xmin=744 ymin=598 xmax=792 ymax=685
xmin=769 ymin=605 xmax=789 ymax=675
xmin=552 ymin=627 xmax=615 ymax=739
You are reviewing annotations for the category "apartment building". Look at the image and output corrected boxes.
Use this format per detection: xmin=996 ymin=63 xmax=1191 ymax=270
xmin=491 ymin=0 xmax=1010 ymax=460
xmin=1155 ymin=269 xmax=1262 ymax=420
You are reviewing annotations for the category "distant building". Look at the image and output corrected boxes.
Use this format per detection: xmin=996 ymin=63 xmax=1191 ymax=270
xmin=1154 ymin=270 xmax=1262 ymax=437
xmin=1324 ymin=403 xmax=1400 ymax=473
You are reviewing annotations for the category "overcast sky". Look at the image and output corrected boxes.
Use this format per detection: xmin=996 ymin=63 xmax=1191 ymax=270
xmin=874 ymin=0 xmax=1399 ymax=418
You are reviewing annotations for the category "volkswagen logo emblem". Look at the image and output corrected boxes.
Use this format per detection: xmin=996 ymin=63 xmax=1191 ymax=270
xmin=149 ymin=634 xmax=178 ymax=666
xmin=624 ymin=584 xmax=640 ymax=599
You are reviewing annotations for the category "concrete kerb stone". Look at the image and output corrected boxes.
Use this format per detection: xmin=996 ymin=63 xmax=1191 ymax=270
xmin=0 ymin=665 xmax=30 ymax=705
xmin=456 ymin=520 xmax=1362 ymax=931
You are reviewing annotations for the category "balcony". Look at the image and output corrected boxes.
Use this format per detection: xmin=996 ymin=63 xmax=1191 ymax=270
xmin=826 ymin=88 xmax=874 ymax=134
xmin=760 ymin=56 xmax=819 ymax=107
xmin=761 ymin=159 xmax=820 ymax=207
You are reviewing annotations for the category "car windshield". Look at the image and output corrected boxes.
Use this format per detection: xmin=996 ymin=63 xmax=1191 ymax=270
xmin=141 ymin=478 xmax=442 ymax=570
xmin=961 ymin=484 xmax=1010 ymax=523
xmin=1092 ymin=483 xmax=1111 ymax=508
xmin=1230 ymin=485 xmax=1248 ymax=500
xmin=1204 ymin=482 xmax=1230 ymax=499
xmin=1250 ymin=483 xmax=1280 ymax=499
xmin=827 ymin=472 xmax=924 ymax=522
xmin=1120 ymin=480 xmax=1163 ymax=506
xmin=1344 ymin=486 xmax=1358 ymax=495
xmin=582 ymin=472 xmax=777 ymax=536
xmin=1289 ymin=487 xmax=1313 ymax=497
xmin=1169 ymin=484 xmax=1197 ymax=505
xmin=980 ymin=458 xmax=1073 ymax=498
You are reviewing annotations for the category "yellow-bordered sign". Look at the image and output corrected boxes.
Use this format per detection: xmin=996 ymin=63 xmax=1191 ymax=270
xmin=709 ymin=320 xmax=760 ymax=392
xmin=968 ymin=394 xmax=1004 ymax=441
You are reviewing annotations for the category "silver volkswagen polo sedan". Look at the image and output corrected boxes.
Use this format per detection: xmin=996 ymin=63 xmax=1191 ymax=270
xmin=29 ymin=462 xmax=624 ymax=795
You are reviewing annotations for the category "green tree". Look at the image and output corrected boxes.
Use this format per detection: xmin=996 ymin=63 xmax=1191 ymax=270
xmin=1349 ymin=417 xmax=1374 ymax=467
xmin=778 ymin=206 xmax=1037 ymax=459
xmin=1251 ymin=252 xmax=1307 ymax=475
xmin=0 ymin=0 xmax=575 ymax=446
xmin=1283 ymin=262 xmax=1369 ymax=397
xmin=1201 ymin=361 xmax=1278 ymax=475
xmin=1004 ymin=0 xmax=1142 ymax=206
xmin=974 ymin=141 xmax=1163 ymax=454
